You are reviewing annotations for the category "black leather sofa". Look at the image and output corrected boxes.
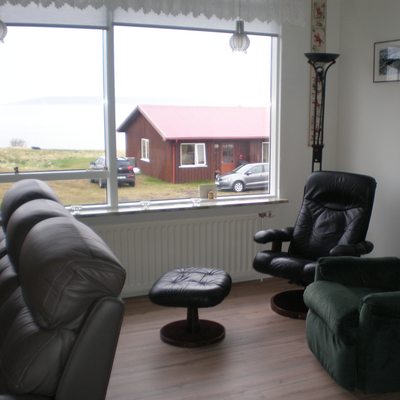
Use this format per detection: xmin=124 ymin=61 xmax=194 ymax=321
xmin=0 ymin=180 xmax=126 ymax=399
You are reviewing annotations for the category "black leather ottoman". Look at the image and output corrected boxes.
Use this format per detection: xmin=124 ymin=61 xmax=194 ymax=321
xmin=149 ymin=267 xmax=232 ymax=347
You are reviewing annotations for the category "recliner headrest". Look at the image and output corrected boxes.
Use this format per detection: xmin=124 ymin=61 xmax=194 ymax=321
xmin=6 ymin=199 xmax=72 ymax=270
xmin=1 ymin=179 xmax=60 ymax=231
xmin=19 ymin=217 xmax=126 ymax=330
xmin=304 ymin=171 xmax=377 ymax=210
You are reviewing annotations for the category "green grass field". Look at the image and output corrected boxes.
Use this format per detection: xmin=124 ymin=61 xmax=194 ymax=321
xmin=0 ymin=148 xmax=214 ymax=205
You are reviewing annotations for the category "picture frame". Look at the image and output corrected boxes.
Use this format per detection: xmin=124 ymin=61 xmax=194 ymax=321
xmin=374 ymin=39 xmax=400 ymax=82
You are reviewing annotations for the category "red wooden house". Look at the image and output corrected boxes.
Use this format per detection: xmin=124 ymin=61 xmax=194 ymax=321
xmin=117 ymin=105 xmax=270 ymax=184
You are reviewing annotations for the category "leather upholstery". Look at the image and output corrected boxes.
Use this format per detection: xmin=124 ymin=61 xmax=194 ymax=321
xmin=1 ymin=179 xmax=60 ymax=231
xmin=0 ymin=181 xmax=126 ymax=399
xmin=253 ymin=171 xmax=376 ymax=285
xmin=149 ymin=267 xmax=232 ymax=308
xmin=6 ymin=199 xmax=72 ymax=268
xmin=0 ymin=179 xmax=60 ymax=260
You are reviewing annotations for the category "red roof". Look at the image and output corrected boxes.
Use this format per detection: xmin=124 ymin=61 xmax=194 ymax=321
xmin=117 ymin=105 xmax=270 ymax=140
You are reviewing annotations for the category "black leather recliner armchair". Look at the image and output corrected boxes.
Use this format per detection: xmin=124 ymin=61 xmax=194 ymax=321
xmin=0 ymin=180 xmax=126 ymax=399
xmin=253 ymin=170 xmax=376 ymax=318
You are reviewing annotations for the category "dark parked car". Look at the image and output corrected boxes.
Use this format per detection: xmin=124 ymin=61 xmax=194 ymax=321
xmin=89 ymin=156 xmax=136 ymax=188
xmin=215 ymin=162 xmax=269 ymax=192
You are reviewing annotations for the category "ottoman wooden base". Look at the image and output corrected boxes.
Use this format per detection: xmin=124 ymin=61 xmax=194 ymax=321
xmin=161 ymin=319 xmax=225 ymax=347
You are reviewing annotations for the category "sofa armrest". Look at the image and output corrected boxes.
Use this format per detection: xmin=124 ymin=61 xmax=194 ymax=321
xmin=315 ymin=256 xmax=400 ymax=291
xmin=56 ymin=297 xmax=124 ymax=400
xmin=329 ymin=240 xmax=374 ymax=257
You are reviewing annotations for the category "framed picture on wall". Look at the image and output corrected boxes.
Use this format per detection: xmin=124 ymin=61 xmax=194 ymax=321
xmin=374 ymin=39 xmax=400 ymax=82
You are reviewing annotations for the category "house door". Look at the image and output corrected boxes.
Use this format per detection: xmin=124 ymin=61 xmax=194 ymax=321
xmin=220 ymin=144 xmax=235 ymax=174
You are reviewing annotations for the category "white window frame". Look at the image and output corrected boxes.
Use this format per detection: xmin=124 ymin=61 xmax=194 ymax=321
xmin=180 ymin=143 xmax=206 ymax=167
xmin=141 ymin=138 xmax=150 ymax=162
xmin=0 ymin=21 xmax=279 ymax=213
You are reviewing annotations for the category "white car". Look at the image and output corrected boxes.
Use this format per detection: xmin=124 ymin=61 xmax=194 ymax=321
xmin=215 ymin=162 xmax=269 ymax=192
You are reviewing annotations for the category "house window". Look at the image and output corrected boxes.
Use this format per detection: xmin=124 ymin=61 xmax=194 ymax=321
xmin=222 ymin=144 xmax=234 ymax=163
xmin=141 ymin=139 xmax=150 ymax=161
xmin=262 ymin=141 xmax=270 ymax=163
xmin=180 ymin=144 xmax=206 ymax=167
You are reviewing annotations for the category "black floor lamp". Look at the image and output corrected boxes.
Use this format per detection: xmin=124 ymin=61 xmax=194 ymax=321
xmin=305 ymin=52 xmax=339 ymax=172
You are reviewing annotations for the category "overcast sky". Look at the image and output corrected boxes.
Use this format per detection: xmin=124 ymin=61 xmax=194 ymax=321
xmin=0 ymin=26 xmax=271 ymax=150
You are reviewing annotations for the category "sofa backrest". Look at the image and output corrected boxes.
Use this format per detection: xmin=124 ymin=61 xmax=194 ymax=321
xmin=6 ymin=198 xmax=72 ymax=269
xmin=1 ymin=179 xmax=60 ymax=231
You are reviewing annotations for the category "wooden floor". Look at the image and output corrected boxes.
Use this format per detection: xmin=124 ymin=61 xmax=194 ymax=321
xmin=106 ymin=278 xmax=400 ymax=400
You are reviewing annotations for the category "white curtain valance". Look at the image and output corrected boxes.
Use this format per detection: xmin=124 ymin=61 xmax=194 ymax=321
xmin=0 ymin=0 xmax=307 ymax=26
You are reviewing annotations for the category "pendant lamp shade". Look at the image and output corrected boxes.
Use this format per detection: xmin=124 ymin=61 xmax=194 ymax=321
xmin=229 ymin=20 xmax=250 ymax=53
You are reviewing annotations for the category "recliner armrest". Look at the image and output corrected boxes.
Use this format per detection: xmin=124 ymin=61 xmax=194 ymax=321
xmin=253 ymin=227 xmax=293 ymax=244
xmin=304 ymin=281 xmax=359 ymax=344
xmin=361 ymin=291 xmax=400 ymax=320
xmin=315 ymin=256 xmax=400 ymax=291
xmin=329 ymin=241 xmax=374 ymax=257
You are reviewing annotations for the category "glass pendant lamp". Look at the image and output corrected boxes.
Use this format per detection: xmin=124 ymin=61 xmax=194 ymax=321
xmin=229 ymin=19 xmax=250 ymax=53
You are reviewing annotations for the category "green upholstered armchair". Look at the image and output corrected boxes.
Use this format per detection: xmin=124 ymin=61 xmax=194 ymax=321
xmin=304 ymin=256 xmax=400 ymax=394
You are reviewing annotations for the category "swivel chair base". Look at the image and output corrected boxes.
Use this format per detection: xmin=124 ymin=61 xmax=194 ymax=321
xmin=270 ymin=289 xmax=308 ymax=319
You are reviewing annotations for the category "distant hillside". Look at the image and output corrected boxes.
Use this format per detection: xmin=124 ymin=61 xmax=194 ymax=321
xmin=0 ymin=148 xmax=103 ymax=172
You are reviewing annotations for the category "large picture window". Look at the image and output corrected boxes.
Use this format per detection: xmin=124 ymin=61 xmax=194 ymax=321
xmin=0 ymin=23 xmax=277 ymax=210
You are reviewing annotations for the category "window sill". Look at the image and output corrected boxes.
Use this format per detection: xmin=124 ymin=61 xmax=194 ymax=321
xmin=69 ymin=194 xmax=288 ymax=218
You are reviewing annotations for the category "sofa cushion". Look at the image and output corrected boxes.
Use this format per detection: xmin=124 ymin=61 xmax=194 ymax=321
xmin=0 ymin=287 xmax=75 ymax=396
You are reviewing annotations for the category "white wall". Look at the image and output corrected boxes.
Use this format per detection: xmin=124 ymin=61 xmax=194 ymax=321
xmin=336 ymin=0 xmax=400 ymax=256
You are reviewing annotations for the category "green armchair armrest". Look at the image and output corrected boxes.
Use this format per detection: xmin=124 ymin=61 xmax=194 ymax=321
xmin=315 ymin=256 xmax=400 ymax=291
xmin=304 ymin=281 xmax=360 ymax=343
xmin=360 ymin=291 xmax=400 ymax=320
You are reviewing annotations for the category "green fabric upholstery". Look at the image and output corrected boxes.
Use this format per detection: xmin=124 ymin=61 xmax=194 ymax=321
xmin=306 ymin=311 xmax=357 ymax=391
xmin=304 ymin=256 xmax=400 ymax=394
xmin=315 ymin=256 xmax=400 ymax=289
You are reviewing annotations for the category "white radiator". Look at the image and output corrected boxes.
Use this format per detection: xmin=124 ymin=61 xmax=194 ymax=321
xmin=93 ymin=213 xmax=265 ymax=298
